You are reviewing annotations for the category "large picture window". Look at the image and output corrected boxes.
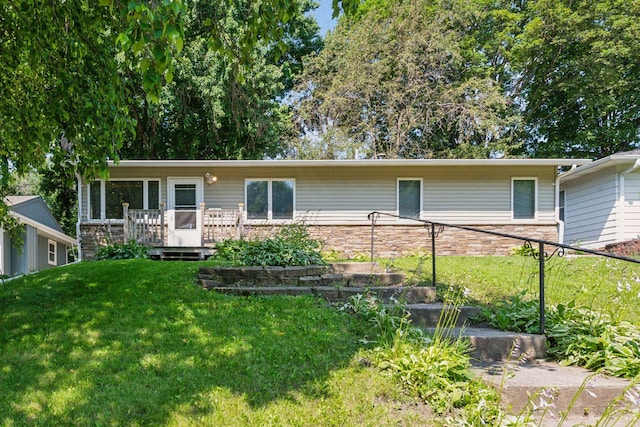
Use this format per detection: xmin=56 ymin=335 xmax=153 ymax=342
xmin=512 ymin=178 xmax=537 ymax=219
xmin=89 ymin=179 xmax=160 ymax=220
xmin=246 ymin=179 xmax=294 ymax=220
xmin=398 ymin=178 xmax=422 ymax=219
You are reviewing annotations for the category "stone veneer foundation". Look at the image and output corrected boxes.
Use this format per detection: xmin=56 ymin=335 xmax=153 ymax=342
xmin=79 ymin=223 xmax=558 ymax=260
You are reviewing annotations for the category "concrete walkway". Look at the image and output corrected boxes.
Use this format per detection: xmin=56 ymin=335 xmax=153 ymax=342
xmin=472 ymin=360 xmax=638 ymax=426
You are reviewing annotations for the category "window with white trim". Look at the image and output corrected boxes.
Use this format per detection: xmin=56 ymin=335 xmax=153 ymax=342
xmin=512 ymin=178 xmax=537 ymax=219
xmin=48 ymin=240 xmax=57 ymax=266
xmin=89 ymin=179 xmax=160 ymax=220
xmin=397 ymin=178 xmax=422 ymax=219
xmin=559 ymin=189 xmax=565 ymax=221
xmin=245 ymin=179 xmax=295 ymax=220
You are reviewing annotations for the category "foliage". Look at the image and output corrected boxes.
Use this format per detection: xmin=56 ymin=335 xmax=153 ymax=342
xmin=120 ymin=0 xmax=324 ymax=161
xmin=211 ymin=224 xmax=325 ymax=267
xmin=0 ymin=260 xmax=431 ymax=425
xmin=0 ymin=0 xmax=359 ymax=247
xmin=95 ymin=240 xmax=150 ymax=260
xmin=477 ymin=294 xmax=640 ymax=379
xmin=290 ymin=0 xmax=521 ymax=159
xmin=341 ymin=288 xmax=505 ymax=423
xmin=510 ymin=244 xmax=539 ymax=257
xmin=505 ymin=0 xmax=640 ymax=158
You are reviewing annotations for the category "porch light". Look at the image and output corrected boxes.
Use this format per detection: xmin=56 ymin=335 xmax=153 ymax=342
xmin=205 ymin=173 xmax=218 ymax=184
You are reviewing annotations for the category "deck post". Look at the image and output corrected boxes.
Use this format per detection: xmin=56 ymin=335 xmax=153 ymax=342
xmin=122 ymin=203 xmax=129 ymax=243
xmin=539 ymin=242 xmax=545 ymax=335
xmin=237 ymin=203 xmax=244 ymax=240
xmin=200 ymin=203 xmax=206 ymax=246
xmin=160 ymin=202 xmax=166 ymax=247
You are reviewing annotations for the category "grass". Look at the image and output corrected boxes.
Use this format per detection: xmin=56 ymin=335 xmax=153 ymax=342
xmin=0 ymin=260 xmax=431 ymax=426
xmin=392 ymin=254 xmax=640 ymax=324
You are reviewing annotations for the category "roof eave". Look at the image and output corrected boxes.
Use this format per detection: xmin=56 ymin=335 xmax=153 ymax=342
xmin=107 ymin=158 xmax=592 ymax=168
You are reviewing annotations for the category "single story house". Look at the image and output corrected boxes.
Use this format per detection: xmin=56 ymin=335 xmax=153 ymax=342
xmin=559 ymin=149 xmax=640 ymax=252
xmin=1 ymin=196 xmax=77 ymax=276
xmin=77 ymin=158 xmax=590 ymax=259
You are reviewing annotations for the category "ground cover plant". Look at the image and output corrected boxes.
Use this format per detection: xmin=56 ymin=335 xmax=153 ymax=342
xmin=391 ymin=254 xmax=640 ymax=323
xmin=388 ymin=254 xmax=640 ymax=379
xmin=0 ymin=260 xmax=431 ymax=426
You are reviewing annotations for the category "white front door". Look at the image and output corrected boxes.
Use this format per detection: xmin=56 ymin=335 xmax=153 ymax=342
xmin=167 ymin=178 xmax=203 ymax=247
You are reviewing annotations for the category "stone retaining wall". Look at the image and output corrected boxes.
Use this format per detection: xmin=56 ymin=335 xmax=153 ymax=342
xmin=604 ymin=239 xmax=640 ymax=257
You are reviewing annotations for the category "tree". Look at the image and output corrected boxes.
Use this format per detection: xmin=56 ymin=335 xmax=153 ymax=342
xmin=289 ymin=0 xmax=522 ymax=159
xmin=0 ymin=0 xmax=357 ymax=239
xmin=120 ymin=0 xmax=323 ymax=160
xmin=506 ymin=0 xmax=640 ymax=158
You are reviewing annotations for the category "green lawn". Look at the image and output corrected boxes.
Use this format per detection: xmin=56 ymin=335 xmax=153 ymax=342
xmin=392 ymin=254 xmax=640 ymax=324
xmin=0 ymin=260 xmax=430 ymax=426
xmin=3 ymin=255 xmax=638 ymax=425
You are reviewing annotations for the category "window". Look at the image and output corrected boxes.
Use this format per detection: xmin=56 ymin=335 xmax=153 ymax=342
xmin=398 ymin=179 xmax=422 ymax=219
xmin=246 ymin=179 xmax=294 ymax=220
xmin=512 ymin=178 xmax=537 ymax=219
xmin=89 ymin=179 xmax=160 ymax=220
xmin=48 ymin=240 xmax=57 ymax=266
xmin=559 ymin=190 xmax=565 ymax=221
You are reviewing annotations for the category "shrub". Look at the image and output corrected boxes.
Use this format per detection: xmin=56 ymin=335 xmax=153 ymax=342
xmin=95 ymin=240 xmax=150 ymax=260
xmin=476 ymin=293 xmax=640 ymax=378
xmin=211 ymin=224 xmax=325 ymax=267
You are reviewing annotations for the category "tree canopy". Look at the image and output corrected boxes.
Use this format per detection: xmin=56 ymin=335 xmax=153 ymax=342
xmin=287 ymin=0 xmax=640 ymax=160
xmin=289 ymin=0 xmax=522 ymax=159
xmin=0 ymin=0 xmax=355 ymax=238
xmin=120 ymin=0 xmax=323 ymax=160
xmin=507 ymin=0 xmax=640 ymax=158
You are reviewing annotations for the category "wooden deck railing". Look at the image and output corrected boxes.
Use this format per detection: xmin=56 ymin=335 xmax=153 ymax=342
xmin=123 ymin=203 xmax=165 ymax=246
xmin=201 ymin=203 xmax=244 ymax=244
xmin=123 ymin=202 xmax=244 ymax=246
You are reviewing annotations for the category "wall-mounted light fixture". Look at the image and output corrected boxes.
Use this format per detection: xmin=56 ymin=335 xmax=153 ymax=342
xmin=205 ymin=172 xmax=218 ymax=184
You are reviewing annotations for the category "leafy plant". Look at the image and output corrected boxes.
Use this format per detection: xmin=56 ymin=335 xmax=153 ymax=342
xmin=476 ymin=293 xmax=640 ymax=378
xmin=211 ymin=224 xmax=325 ymax=267
xmin=342 ymin=287 xmax=504 ymax=422
xmin=95 ymin=240 xmax=150 ymax=260
xmin=510 ymin=244 xmax=539 ymax=257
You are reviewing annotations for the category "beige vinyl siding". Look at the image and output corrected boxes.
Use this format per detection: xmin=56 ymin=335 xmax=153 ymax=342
xmin=82 ymin=164 xmax=560 ymax=226
xmin=563 ymin=169 xmax=617 ymax=248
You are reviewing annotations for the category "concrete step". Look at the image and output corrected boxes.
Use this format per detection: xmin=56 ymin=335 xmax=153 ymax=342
xmin=420 ymin=326 xmax=546 ymax=362
xmin=406 ymin=303 xmax=482 ymax=328
xmin=473 ymin=360 xmax=636 ymax=426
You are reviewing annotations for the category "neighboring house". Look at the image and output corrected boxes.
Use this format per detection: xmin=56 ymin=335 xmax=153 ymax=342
xmin=77 ymin=158 xmax=590 ymax=259
xmin=559 ymin=150 xmax=640 ymax=251
xmin=1 ymin=196 xmax=77 ymax=276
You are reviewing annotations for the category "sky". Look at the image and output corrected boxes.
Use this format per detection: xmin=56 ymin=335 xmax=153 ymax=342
xmin=309 ymin=1 xmax=338 ymax=36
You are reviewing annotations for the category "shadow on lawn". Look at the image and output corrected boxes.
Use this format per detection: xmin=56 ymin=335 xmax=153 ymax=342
xmin=0 ymin=261 xmax=366 ymax=425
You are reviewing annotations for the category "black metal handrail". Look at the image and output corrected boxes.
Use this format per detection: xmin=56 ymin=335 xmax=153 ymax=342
xmin=367 ymin=211 xmax=640 ymax=335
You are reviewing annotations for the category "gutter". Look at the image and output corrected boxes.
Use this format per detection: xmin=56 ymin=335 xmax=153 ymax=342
xmin=556 ymin=164 xmax=579 ymax=244
xmin=617 ymin=159 xmax=640 ymax=242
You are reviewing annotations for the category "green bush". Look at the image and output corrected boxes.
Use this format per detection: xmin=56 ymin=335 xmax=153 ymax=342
xmin=95 ymin=240 xmax=150 ymax=260
xmin=476 ymin=294 xmax=640 ymax=378
xmin=211 ymin=224 xmax=325 ymax=267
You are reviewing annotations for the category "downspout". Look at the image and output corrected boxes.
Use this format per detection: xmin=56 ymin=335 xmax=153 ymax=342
xmin=76 ymin=173 xmax=83 ymax=261
xmin=617 ymin=159 xmax=640 ymax=243
xmin=555 ymin=164 xmax=578 ymax=244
